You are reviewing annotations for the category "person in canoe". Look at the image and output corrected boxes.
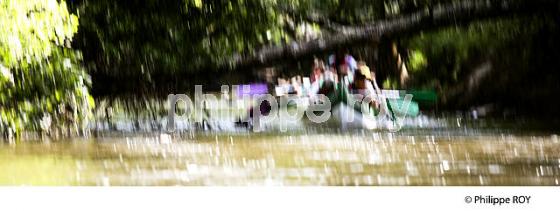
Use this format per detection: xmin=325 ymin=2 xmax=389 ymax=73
xmin=329 ymin=51 xmax=357 ymax=86
xmin=351 ymin=62 xmax=381 ymax=110
xmin=310 ymin=58 xmax=324 ymax=84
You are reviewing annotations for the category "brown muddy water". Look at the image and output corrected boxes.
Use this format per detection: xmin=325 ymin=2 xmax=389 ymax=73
xmin=1 ymin=122 xmax=559 ymax=186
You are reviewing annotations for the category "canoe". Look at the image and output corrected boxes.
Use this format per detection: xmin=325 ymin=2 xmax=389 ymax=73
xmin=240 ymin=82 xmax=433 ymax=130
xmin=324 ymin=84 xmax=421 ymax=117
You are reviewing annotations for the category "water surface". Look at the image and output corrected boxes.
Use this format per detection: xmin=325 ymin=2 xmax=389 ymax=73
xmin=2 ymin=122 xmax=559 ymax=186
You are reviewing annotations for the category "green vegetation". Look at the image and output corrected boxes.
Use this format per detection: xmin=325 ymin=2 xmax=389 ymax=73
xmin=1 ymin=0 xmax=559 ymax=137
xmin=405 ymin=15 xmax=560 ymax=109
xmin=406 ymin=17 xmax=543 ymax=87
xmin=1 ymin=0 xmax=93 ymax=137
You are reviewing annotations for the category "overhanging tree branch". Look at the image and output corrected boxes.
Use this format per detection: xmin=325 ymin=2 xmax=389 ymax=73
xmin=278 ymin=5 xmax=348 ymax=33
xmin=220 ymin=0 xmax=560 ymax=71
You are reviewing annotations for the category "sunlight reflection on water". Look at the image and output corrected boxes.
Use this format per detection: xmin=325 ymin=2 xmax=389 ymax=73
xmin=1 ymin=128 xmax=559 ymax=186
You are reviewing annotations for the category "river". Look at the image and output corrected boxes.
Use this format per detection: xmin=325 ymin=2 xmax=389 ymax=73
xmin=1 ymin=117 xmax=559 ymax=186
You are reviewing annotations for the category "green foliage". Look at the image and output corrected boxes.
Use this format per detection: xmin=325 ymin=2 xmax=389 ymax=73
xmin=407 ymin=50 xmax=427 ymax=73
xmin=68 ymin=0 xmax=472 ymax=92
xmin=0 ymin=0 xmax=557 ymax=135
xmin=71 ymin=0 xmax=390 ymax=78
xmin=405 ymin=16 xmax=547 ymax=89
xmin=0 ymin=0 xmax=92 ymax=137
xmin=74 ymin=0 xmax=293 ymax=76
xmin=382 ymin=77 xmax=399 ymax=89
xmin=0 ymin=0 xmax=78 ymax=68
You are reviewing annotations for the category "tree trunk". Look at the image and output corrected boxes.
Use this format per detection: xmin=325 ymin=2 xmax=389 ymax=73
xmin=220 ymin=0 xmax=560 ymax=72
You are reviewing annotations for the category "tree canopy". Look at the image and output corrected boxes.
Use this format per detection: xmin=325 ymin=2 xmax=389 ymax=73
xmin=66 ymin=0 xmax=559 ymax=92
xmin=0 ymin=0 xmax=93 ymax=137
xmin=1 ymin=0 xmax=560 ymax=137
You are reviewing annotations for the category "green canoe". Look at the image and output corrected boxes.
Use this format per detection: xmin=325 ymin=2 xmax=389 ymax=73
xmin=324 ymin=83 xmax=426 ymax=120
